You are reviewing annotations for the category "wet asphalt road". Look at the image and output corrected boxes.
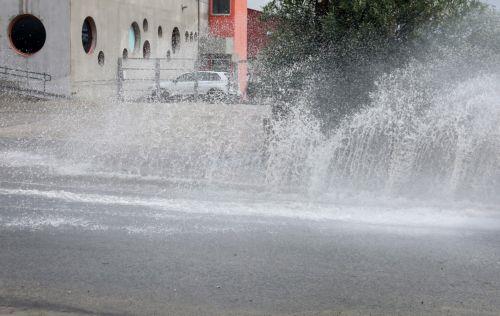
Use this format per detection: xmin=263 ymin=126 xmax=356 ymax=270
xmin=1 ymin=162 xmax=500 ymax=316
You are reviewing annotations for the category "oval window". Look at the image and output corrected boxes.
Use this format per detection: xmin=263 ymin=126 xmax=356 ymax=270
xmin=9 ymin=14 xmax=46 ymax=55
xmin=82 ymin=17 xmax=97 ymax=54
xmin=172 ymin=27 xmax=180 ymax=54
xmin=143 ymin=41 xmax=151 ymax=59
xmin=129 ymin=22 xmax=141 ymax=53
xmin=98 ymin=51 xmax=105 ymax=66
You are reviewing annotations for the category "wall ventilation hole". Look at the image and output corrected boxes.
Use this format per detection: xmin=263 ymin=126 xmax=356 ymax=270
xmin=122 ymin=48 xmax=128 ymax=60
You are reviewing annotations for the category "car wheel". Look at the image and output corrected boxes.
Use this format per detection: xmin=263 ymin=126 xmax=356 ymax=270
xmin=151 ymin=89 xmax=169 ymax=102
xmin=206 ymin=89 xmax=225 ymax=103
xmin=159 ymin=90 xmax=170 ymax=102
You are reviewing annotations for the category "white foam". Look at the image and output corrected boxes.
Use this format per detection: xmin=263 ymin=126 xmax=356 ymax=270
xmin=0 ymin=187 xmax=498 ymax=230
xmin=0 ymin=214 xmax=106 ymax=231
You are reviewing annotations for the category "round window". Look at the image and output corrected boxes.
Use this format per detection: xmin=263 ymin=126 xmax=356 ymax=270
xmin=82 ymin=17 xmax=97 ymax=54
xmin=129 ymin=22 xmax=141 ymax=53
xmin=9 ymin=14 xmax=46 ymax=55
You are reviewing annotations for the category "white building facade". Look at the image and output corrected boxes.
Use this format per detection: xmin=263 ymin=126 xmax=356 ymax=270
xmin=0 ymin=0 xmax=209 ymax=98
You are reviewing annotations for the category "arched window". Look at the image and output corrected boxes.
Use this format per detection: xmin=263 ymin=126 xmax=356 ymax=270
xmin=158 ymin=26 xmax=163 ymax=38
xmin=172 ymin=27 xmax=180 ymax=53
xmin=9 ymin=14 xmax=46 ymax=56
xmin=190 ymin=32 xmax=194 ymax=42
xmin=129 ymin=22 xmax=141 ymax=53
xmin=82 ymin=17 xmax=97 ymax=54
xmin=185 ymin=31 xmax=189 ymax=42
xmin=143 ymin=40 xmax=151 ymax=59
xmin=143 ymin=19 xmax=149 ymax=32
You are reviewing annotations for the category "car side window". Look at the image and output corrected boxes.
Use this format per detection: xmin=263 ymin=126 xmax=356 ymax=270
xmin=177 ymin=73 xmax=194 ymax=82
xmin=197 ymin=73 xmax=207 ymax=81
xmin=210 ymin=73 xmax=221 ymax=81
xmin=198 ymin=73 xmax=212 ymax=81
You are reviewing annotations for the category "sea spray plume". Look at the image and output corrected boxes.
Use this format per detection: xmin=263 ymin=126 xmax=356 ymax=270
xmin=264 ymin=49 xmax=500 ymax=203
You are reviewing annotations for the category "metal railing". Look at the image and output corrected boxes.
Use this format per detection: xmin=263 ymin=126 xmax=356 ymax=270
xmin=0 ymin=65 xmax=52 ymax=96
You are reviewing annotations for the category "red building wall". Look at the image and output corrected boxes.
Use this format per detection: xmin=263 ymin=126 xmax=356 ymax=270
xmin=247 ymin=9 xmax=271 ymax=59
xmin=209 ymin=0 xmax=248 ymax=95
xmin=209 ymin=0 xmax=235 ymax=37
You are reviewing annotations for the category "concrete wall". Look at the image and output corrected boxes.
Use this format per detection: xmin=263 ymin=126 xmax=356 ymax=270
xmin=0 ymin=0 xmax=71 ymax=96
xmin=70 ymin=0 xmax=206 ymax=99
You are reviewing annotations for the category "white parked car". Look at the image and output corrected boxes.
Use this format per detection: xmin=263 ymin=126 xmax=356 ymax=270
xmin=152 ymin=71 xmax=239 ymax=101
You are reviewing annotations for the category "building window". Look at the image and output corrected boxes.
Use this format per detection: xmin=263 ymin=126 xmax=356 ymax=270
xmin=143 ymin=19 xmax=149 ymax=32
xmin=158 ymin=26 xmax=163 ymax=38
xmin=212 ymin=0 xmax=230 ymax=15
xmin=98 ymin=51 xmax=105 ymax=66
xmin=82 ymin=17 xmax=96 ymax=54
xmin=129 ymin=22 xmax=141 ymax=53
xmin=143 ymin=41 xmax=151 ymax=59
xmin=172 ymin=27 xmax=180 ymax=53
xmin=122 ymin=48 xmax=128 ymax=60
xmin=185 ymin=31 xmax=189 ymax=42
xmin=8 ymin=14 xmax=46 ymax=56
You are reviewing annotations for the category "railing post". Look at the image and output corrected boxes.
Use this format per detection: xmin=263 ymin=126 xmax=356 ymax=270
xmin=117 ymin=58 xmax=124 ymax=101
xmin=194 ymin=58 xmax=199 ymax=102
xmin=154 ymin=58 xmax=161 ymax=100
